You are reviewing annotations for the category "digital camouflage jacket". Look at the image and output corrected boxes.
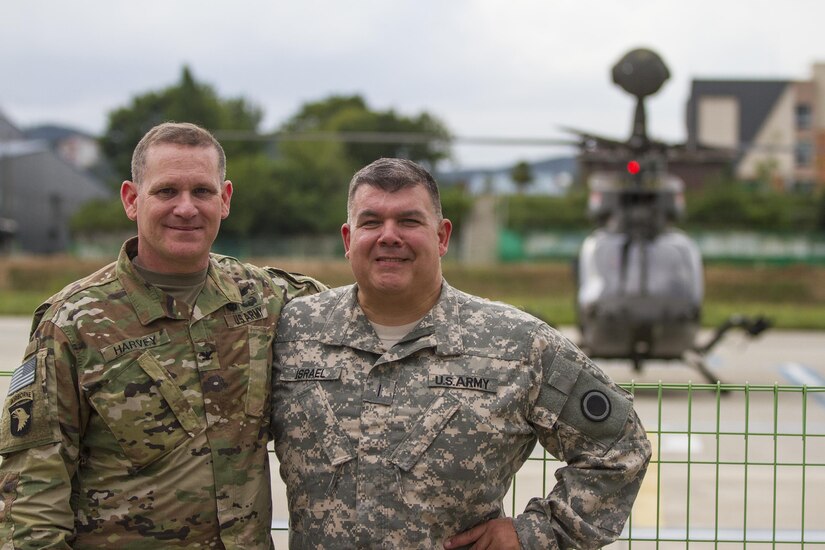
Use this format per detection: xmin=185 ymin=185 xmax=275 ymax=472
xmin=272 ymin=282 xmax=651 ymax=550
xmin=0 ymin=238 xmax=324 ymax=549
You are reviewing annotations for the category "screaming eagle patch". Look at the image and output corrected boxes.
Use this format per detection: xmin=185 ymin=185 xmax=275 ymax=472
xmin=8 ymin=397 xmax=33 ymax=437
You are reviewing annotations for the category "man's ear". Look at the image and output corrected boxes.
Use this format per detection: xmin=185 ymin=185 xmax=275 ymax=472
xmin=221 ymin=180 xmax=233 ymax=219
xmin=437 ymin=218 xmax=452 ymax=257
xmin=341 ymin=223 xmax=352 ymax=258
xmin=121 ymin=181 xmax=138 ymax=221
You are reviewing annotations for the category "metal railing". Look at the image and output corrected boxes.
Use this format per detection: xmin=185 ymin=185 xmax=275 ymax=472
xmin=268 ymin=382 xmax=825 ymax=547
xmin=1 ymin=367 xmax=822 ymax=547
xmin=509 ymin=382 xmax=825 ymax=548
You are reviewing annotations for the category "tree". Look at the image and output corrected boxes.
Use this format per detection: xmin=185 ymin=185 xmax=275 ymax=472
xmin=814 ymin=191 xmax=825 ymax=233
xmin=510 ymin=160 xmax=534 ymax=194
xmin=83 ymin=83 xmax=455 ymax=240
xmin=100 ymin=66 xmax=264 ymax=183
xmin=280 ymin=94 xmax=451 ymax=171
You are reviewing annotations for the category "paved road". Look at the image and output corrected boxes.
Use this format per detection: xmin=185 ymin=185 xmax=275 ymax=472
xmin=3 ymin=317 xmax=821 ymax=391
xmin=1 ymin=317 xmax=823 ymax=547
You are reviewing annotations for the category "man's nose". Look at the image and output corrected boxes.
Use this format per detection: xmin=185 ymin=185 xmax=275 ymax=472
xmin=173 ymin=193 xmax=198 ymax=218
xmin=377 ymin=221 xmax=402 ymax=245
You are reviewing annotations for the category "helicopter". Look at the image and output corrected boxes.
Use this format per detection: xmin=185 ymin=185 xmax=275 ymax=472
xmin=209 ymin=49 xmax=771 ymax=385
xmin=570 ymin=48 xmax=770 ymax=383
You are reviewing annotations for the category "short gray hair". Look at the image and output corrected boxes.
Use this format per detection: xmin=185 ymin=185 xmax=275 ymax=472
xmin=131 ymin=122 xmax=226 ymax=184
xmin=347 ymin=158 xmax=442 ymax=221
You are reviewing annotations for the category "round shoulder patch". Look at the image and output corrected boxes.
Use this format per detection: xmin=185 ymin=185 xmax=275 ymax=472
xmin=581 ymin=390 xmax=611 ymax=422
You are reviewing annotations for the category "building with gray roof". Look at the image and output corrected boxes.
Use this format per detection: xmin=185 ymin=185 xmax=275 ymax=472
xmin=687 ymin=64 xmax=824 ymax=192
xmin=0 ymin=111 xmax=110 ymax=254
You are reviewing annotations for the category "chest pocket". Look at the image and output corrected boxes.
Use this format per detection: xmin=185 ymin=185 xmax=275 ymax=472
xmin=245 ymin=325 xmax=273 ymax=417
xmin=295 ymin=383 xmax=354 ymax=468
xmin=88 ymin=352 xmax=204 ymax=471
xmin=389 ymin=393 xmax=461 ymax=472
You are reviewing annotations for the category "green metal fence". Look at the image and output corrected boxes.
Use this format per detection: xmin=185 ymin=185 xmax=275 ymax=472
xmin=267 ymin=382 xmax=825 ymax=547
xmin=1 ymin=370 xmax=822 ymax=547
xmin=506 ymin=382 xmax=825 ymax=548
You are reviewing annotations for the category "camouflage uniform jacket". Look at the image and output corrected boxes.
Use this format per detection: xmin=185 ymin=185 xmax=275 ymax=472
xmin=0 ymin=238 xmax=324 ymax=549
xmin=272 ymin=282 xmax=651 ymax=550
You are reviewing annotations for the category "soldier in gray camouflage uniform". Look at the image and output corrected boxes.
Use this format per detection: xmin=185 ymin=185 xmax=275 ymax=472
xmin=0 ymin=122 xmax=323 ymax=549
xmin=271 ymin=158 xmax=652 ymax=549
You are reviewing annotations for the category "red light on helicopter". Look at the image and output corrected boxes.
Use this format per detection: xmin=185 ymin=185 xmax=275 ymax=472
xmin=627 ymin=160 xmax=641 ymax=174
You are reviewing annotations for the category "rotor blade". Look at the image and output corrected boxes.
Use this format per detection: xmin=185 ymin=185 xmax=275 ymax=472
xmin=211 ymin=130 xmax=578 ymax=147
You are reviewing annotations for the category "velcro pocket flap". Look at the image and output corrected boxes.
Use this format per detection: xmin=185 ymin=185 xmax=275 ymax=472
xmin=136 ymin=354 xmax=202 ymax=436
xmin=297 ymin=385 xmax=355 ymax=467
xmin=539 ymin=346 xmax=584 ymax=415
xmin=389 ymin=393 xmax=461 ymax=472
xmin=87 ymin=352 xmax=204 ymax=471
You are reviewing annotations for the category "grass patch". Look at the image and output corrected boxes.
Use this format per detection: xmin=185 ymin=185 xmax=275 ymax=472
xmin=0 ymin=291 xmax=54 ymax=317
xmin=702 ymin=302 xmax=825 ymax=331
xmin=1 ymin=257 xmax=823 ymax=330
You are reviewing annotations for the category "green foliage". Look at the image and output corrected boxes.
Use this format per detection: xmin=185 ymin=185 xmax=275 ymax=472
xmin=816 ymin=192 xmax=825 ymax=232
xmin=280 ymin=94 xmax=451 ymax=169
xmin=683 ymin=184 xmax=822 ymax=232
xmin=503 ymin=192 xmax=590 ymax=232
xmin=222 ymin=151 xmax=351 ymax=238
xmin=509 ymin=161 xmax=534 ymax=194
xmin=229 ymin=150 xmax=470 ymax=239
xmin=70 ymin=198 xmax=134 ymax=233
xmin=100 ymin=66 xmax=264 ymax=183
xmin=498 ymin=177 xmax=824 ymax=234
xmin=440 ymin=186 xmax=473 ymax=236
xmin=90 ymin=74 xmax=454 ymax=238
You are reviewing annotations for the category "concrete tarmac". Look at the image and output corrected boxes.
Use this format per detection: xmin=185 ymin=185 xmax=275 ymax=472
xmin=0 ymin=317 xmax=823 ymax=547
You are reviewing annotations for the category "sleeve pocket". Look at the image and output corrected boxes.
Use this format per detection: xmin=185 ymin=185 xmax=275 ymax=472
xmin=558 ymin=368 xmax=632 ymax=451
xmin=0 ymin=472 xmax=18 ymax=522
xmin=531 ymin=345 xmax=583 ymax=430
xmin=0 ymin=350 xmax=61 ymax=455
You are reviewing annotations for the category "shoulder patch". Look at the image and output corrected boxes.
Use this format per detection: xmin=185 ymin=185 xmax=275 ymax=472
xmin=558 ymin=368 xmax=631 ymax=449
xmin=0 ymin=350 xmax=60 ymax=454
xmin=8 ymin=397 xmax=33 ymax=437
xmin=8 ymin=356 xmax=36 ymax=396
xmin=581 ymin=390 xmax=611 ymax=422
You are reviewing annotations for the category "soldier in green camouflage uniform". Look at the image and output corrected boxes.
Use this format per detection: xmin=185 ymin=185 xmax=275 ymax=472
xmin=0 ymin=122 xmax=324 ymax=549
xmin=271 ymin=158 xmax=651 ymax=549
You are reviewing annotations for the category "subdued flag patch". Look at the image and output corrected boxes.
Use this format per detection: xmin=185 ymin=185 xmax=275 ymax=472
xmin=8 ymin=356 xmax=36 ymax=396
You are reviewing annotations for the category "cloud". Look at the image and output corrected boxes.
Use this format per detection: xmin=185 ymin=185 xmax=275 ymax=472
xmin=3 ymin=0 xmax=825 ymax=168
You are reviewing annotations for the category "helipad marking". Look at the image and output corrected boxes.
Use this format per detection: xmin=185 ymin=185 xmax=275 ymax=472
xmin=778 ymin=362 xmax=825 ymax=408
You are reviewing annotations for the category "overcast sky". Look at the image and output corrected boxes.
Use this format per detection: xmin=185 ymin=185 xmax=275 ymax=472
xmin=3 ymin=0 xmax=823 ymax=169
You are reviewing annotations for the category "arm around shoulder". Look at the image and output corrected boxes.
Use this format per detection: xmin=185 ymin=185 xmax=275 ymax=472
xmin=264 ymin=267 xmax=328 ymax=302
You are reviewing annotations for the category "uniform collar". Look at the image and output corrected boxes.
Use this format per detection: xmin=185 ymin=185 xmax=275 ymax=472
xmin=319 ymin=280 xmax=464 ymax=357
xmin=116 ymin=237 xmax=242 ymax=325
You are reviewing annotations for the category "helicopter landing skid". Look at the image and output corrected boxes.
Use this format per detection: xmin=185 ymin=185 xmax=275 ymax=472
xmin=681 ymin=349 xmax=725 ymax=386
xmin=683 ymin=315 xmax=772 ymax=385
